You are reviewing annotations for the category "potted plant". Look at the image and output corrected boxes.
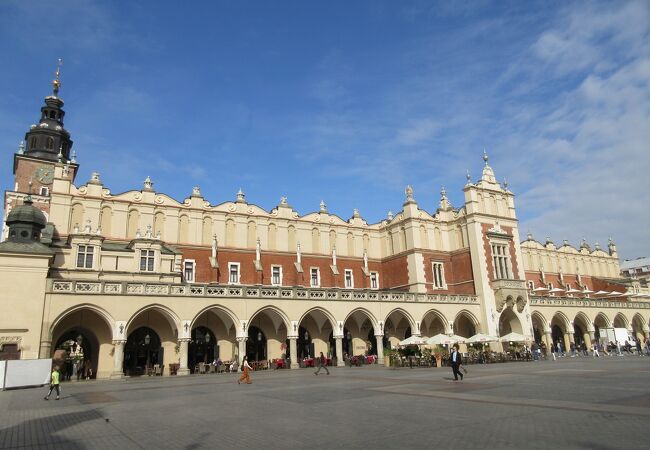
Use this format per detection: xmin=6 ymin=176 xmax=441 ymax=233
xmin=433 ymin=345 xmax=448 ymax=367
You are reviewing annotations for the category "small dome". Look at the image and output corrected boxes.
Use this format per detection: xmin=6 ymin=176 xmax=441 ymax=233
xmin=7 ymin=199 xmax=47 ymax=228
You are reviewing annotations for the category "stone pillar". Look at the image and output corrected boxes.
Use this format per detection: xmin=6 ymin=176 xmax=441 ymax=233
xmin=587 ymin=330 xmax=596 ymax=349
xmin=39 ymin=340 xmax=52 ymax=359
xmin=564 ymin=332 xmax=573 ymax=354
xmin=237 ymin=337 xmax=247 ymax=363
xmin=335 ymin=337 xmax=344 ymax=367
xmin=544 ymin=332 xmax=553 ymax=354
xmin=110 ymin=340 xmax=126 ymax=379
xmin=177 ymin=338 xmax=190 ymax=376
xmin=375 ymin=334 xmax=384 ymax=365
xmin=289 ymin=337 xmax=298 ymax=369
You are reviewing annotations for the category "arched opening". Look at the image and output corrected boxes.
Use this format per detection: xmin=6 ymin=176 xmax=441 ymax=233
xmin=247 ymin=325 xmax=267 ymax=361
xmin=124 ymin=327 xmax=162 ymax=376
xmin=531 ymin=312 xmax=547 ymax=344
xmin=613 ymin=313 xmax=629 ymax=329
xmin=384 ymin=310 xmax=412 ymax=349
xmin=124 ymin=307 xmax=178 ymax=376
xmin=299 ymin=309 xmax=335 ymax=359
xmin=344 ymin=309 xmax=376 ymax=358
xmin=420 ymin=310 xmax=447 ymax=338
xmin=498 ymin=307 xmax=523 ymax=336
xmin=248 ymin=307 xmax=288 ymax=364
xmin=50 ymin=307 xmax=112 ymax=380
xmin=189 ymin=326 xmax=216 ymax=372
xmin=631 ymin=314 xmax=647 ymax=343
xmin=454 ymin=312 xmax=477 ymax=338
xmin=594 ymin=313 xmax=611 ymax=342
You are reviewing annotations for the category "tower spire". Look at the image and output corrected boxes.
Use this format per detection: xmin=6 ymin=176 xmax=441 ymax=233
xmin=52 ymin=58 xmax=63 ymax=97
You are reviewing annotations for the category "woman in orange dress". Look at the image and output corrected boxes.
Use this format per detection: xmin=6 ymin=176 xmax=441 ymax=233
xmin=238 ymin=355 xmax=252 ymax=384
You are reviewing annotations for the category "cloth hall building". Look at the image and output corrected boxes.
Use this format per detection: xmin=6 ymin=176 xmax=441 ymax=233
xmin=1 ymin=75 xmax=649 ymax=378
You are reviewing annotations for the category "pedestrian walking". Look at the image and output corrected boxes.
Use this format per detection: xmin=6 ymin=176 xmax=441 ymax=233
xmin=237 ymin=356 xmax=252 ymax=384
xmin=635 ymin=339 xmax=642 ymax=356
xmin=450 ymin=344 xmax=463 ymax=381
xmin=314 ymin=352 xmax=330 ymax=375
xmin=44 ymin=366 xmax=61 ymax=400
xmin=592 ymin=342 xmax=600 ymax=358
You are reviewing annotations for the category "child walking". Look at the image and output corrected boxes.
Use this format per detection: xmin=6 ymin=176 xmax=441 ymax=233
xmin=44 ymin=365 xmax=61 ymax=400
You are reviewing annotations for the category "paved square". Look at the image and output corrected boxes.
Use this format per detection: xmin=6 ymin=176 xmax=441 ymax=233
xmin=1 ymin=357 xmax=649 ymax=449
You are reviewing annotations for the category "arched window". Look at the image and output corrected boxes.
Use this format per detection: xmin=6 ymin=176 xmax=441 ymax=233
xmin=29 ymin=137 xmax=37 ymax=149
xmin=46 ymin=137 xmax=54 ymax=150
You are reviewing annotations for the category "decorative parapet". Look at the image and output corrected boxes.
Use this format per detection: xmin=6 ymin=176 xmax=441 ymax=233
xmin=492 ymin=279 xmax=527 ymax=290
xmin=530 ymin=297 xmax=650 ymax=309
xmin=48 ymin=281 xmax=479 ymax=304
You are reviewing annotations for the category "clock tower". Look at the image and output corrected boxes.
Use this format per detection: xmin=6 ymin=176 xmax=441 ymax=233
xmin=3 ymin=60 xmax=79 ymax=240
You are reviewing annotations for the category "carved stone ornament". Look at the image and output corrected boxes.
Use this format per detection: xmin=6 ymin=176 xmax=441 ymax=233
xmin=516 ymin=296 xmax=527 ymax=313
xmin=78 ymin=186 xmax=88 ymax=195
xmin=154 ymin=195 xmax=164 ymax=204
xmin=228 ymin=204 xmax=237 ymax=212
xmin=133 ymin=192 xmax=143 ymax=202
xmin=495 ymin=296 xmax=506 ymax=313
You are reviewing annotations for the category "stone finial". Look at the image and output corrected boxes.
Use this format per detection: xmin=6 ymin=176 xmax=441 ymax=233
xmin=57 ymin=145 xmax=63 ymax=162
xmin=70 ymin=149 xmax=77 ymax=164
xmin=353 ymin=208 xmax=360 ymax=218
xmin=502 ymin=178 xmax=508 ymax=190
xmin=192 ymin=186 xmax=202 ymax=197
xmin=18 ymin=141 xmax=25 ymax=155
xmin=73 ymin=223 xmax=80 ymax=234
xmin=145 ymin=224 xmax=153 ymax=239
xmin=211 ymin=234 xmax=218 ymax=258
xmin=96 ymin=226 xmax=102 ymax=236
xmin=332 ymin=245 xmax=337 ymax=266
xmin=296 ymin=241 xmax=302 ymax=264
xmin=465 ymin=170 xmax=471 ymax=185
xmin=143 ymin=176 xmax=154 ymax=191
xmin=439 ymin=186 xmax=452 ymax=210
xmin=405 ymin=185 xmax=414 ymax=203
xmin=83 ymin=220 xmax=92 ymax=233
xmin=483 ymin=148 xmax=489 ymax=166
xmin=89 ymin=171 xmax=102 ymax=185
xmin=256 ymin=238 xmax=261 ymax=261
xmin=527 ymin=231 xmax=533 ymax=241
xmin=363 ymin=249 xmax=368 ymax=270
xmin=319 ymin=200 xmax=327 ymax=213
xmin=63 ymin=164 xmax=70 ymax=176
xmin=562 ymin=239 xmax=569 ymax=246
xmin=594 ymin=242 xmax=601 ymax=251
xmin=387 ymin=210 xmax=394 ymax=221
xmin=280 ymin=196 xmax=288 ymax=206
xmin=236 ymin=188 xmax=246 ymax=203
xmin=135 ymin=229 xmax=142 ymax=239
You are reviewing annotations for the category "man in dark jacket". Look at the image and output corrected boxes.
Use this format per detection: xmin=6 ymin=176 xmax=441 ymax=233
xmin=450 ymin=344 xmax=463 ymax=381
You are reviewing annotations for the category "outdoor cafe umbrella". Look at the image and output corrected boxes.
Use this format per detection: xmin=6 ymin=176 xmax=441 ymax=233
xmin=466 ymin=333 xmax=499 ymax=343
xmin=499 ymin=332 xmax=528 ymax=342
xmin=425 ymin=333 xmax=466 ymax=346
xmin=398 ymin=335 xmax=427 ymax=347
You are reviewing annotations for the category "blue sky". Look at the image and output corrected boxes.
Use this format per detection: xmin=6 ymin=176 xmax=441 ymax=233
xmin=1 ymin=0 xmax=649 ymax=260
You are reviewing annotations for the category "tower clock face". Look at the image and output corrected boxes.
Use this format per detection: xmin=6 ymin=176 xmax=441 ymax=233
xmin=35 ymin=165 xmax=54 ymax=184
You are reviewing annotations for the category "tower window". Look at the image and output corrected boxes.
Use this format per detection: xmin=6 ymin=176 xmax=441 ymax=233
xmin=46 ymin=137 xmax=54 ymax=150
xmin=76 ymin=245 xmax=94 ymax=269
xmin=491 ymin=243 xmax=511 ymax=279
xmin=140 ymin=249 xmax=155 ymax=272
xmin=432 ymin=261 xmax=446 ymax=288
xmin=49 ymin=111 xmax=56 ymax=119
xmin=228 ymin=263 xmax=240 ymax=284
xmin=271 ymin=265 xmax=282 ymax=286
xmin=310 ymin=268 xmax=320 ymax=287
xmin=184 ymin=260 xmax=195 ymax=283
xmin=30 ymin=137 xmax=37 ymax=149
xmin=344 ymin=269 xmax=354 ymax=288
xmin=370 ymin=272 xmax=379 ymax=289
xmin=39 ymin=187 xmax=49 ymax=196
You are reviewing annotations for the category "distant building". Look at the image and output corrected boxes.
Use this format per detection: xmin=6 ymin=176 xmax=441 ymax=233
xmin=1 ymin=69 xmax=649 ymax=375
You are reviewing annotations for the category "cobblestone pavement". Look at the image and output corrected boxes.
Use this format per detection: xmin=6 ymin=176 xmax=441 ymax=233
xmin=1 ymin=356 xmax=649 ymax=449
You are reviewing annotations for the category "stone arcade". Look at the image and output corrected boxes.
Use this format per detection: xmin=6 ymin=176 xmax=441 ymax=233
xmin=1 ymin=70 xmax=648 ymax=377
